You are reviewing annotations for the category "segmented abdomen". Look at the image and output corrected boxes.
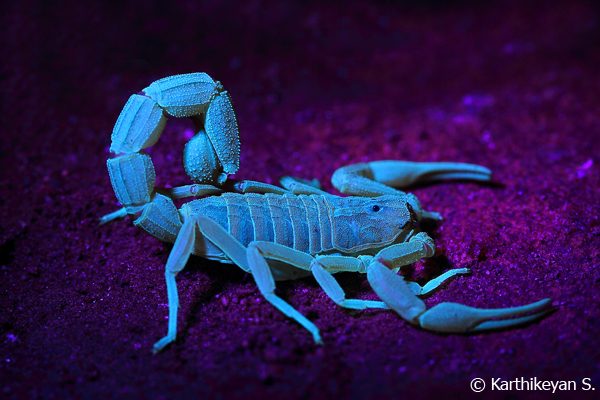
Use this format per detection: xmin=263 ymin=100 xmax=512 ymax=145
xmin=187 ymin=193 xmax=334 ymax=255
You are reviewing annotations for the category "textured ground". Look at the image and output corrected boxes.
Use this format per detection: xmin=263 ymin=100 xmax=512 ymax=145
xmin=1 ymin=0 xmax=600 ymax=398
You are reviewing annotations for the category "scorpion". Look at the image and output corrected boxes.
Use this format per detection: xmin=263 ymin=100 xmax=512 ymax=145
xmin=101 ymin=72 xmax=553 ymax=353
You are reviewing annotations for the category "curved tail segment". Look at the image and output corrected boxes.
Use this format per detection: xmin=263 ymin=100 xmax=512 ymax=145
xmin=102 ymin=73 xmax=237 ymax=240
xmin=142 ymin=73 xmax=241 ymax=183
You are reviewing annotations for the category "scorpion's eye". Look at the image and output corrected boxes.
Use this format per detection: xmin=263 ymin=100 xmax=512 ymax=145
xmin=372 ymin=205 xmax=380 ymax=212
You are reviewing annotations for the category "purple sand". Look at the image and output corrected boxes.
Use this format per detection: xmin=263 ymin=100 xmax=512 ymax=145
xmin=1 ymin=0 xmax=599 ymax=398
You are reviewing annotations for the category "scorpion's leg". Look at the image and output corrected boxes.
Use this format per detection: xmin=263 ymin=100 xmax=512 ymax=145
xmin=99 ymin=207 xmax=129 ymax=225
xmin=245 ymin=240 xmax=472 ymax=312
xmin=247 ymin=242 xmax=389 ymax=310
xmin=245 ymin=239 xmax=459 ymax=312
xmin=227 ymin=176 xmax=328 ymax=196
xmin=220 ymin=176 xmax=328 ymax=196
xmin=312 ymin=233 xmax=469 ymax=308
xmin=403 ymin=268 xmax=472 ymax=296
xmin=228 ymin=180 xmax=289 ymax=195
xmin=278 ymin=176 xmax=329 ymax=195
xmin=225 ymin=177 xmax=327 ymax=196
xmin=247 ymin=245 xmax=324 ymax=344
xmin=193 ymin=217 xmax=323 ymax=344
xmin=369 ymin=234 xmax=554 ymax=333
xmin=158 ymin=184 xmax=223 ymax=200
xmin=310 ymin=255 xmax=389 ymax=309
xmin=153 ymin=216 xmax=196 ymax=353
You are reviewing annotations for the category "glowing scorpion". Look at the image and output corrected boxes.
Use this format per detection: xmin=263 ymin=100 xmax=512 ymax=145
xmin=101 ymin=72 xmax=553 ymax=353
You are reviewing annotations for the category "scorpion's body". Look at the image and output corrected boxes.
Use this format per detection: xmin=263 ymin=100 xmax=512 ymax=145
xmin=182 ymin=192 xmax=418 ymax=280
xmin=103 ymin=72 xmax=554 ymax=353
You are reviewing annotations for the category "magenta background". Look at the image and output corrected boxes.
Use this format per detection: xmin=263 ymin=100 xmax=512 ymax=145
xmin=1 ymin=0 xmax=600 ymax=398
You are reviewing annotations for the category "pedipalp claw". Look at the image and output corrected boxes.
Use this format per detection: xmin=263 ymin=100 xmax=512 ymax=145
xmin=418 ymin=298 xmax=553 ymax=333
xmin=367 ymin=260 xmax=426 ymax=325
xmin=331 ymin=160 xmax=492 ymax=197
xmin=367 ymin=160 xmax=492 ymax=187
